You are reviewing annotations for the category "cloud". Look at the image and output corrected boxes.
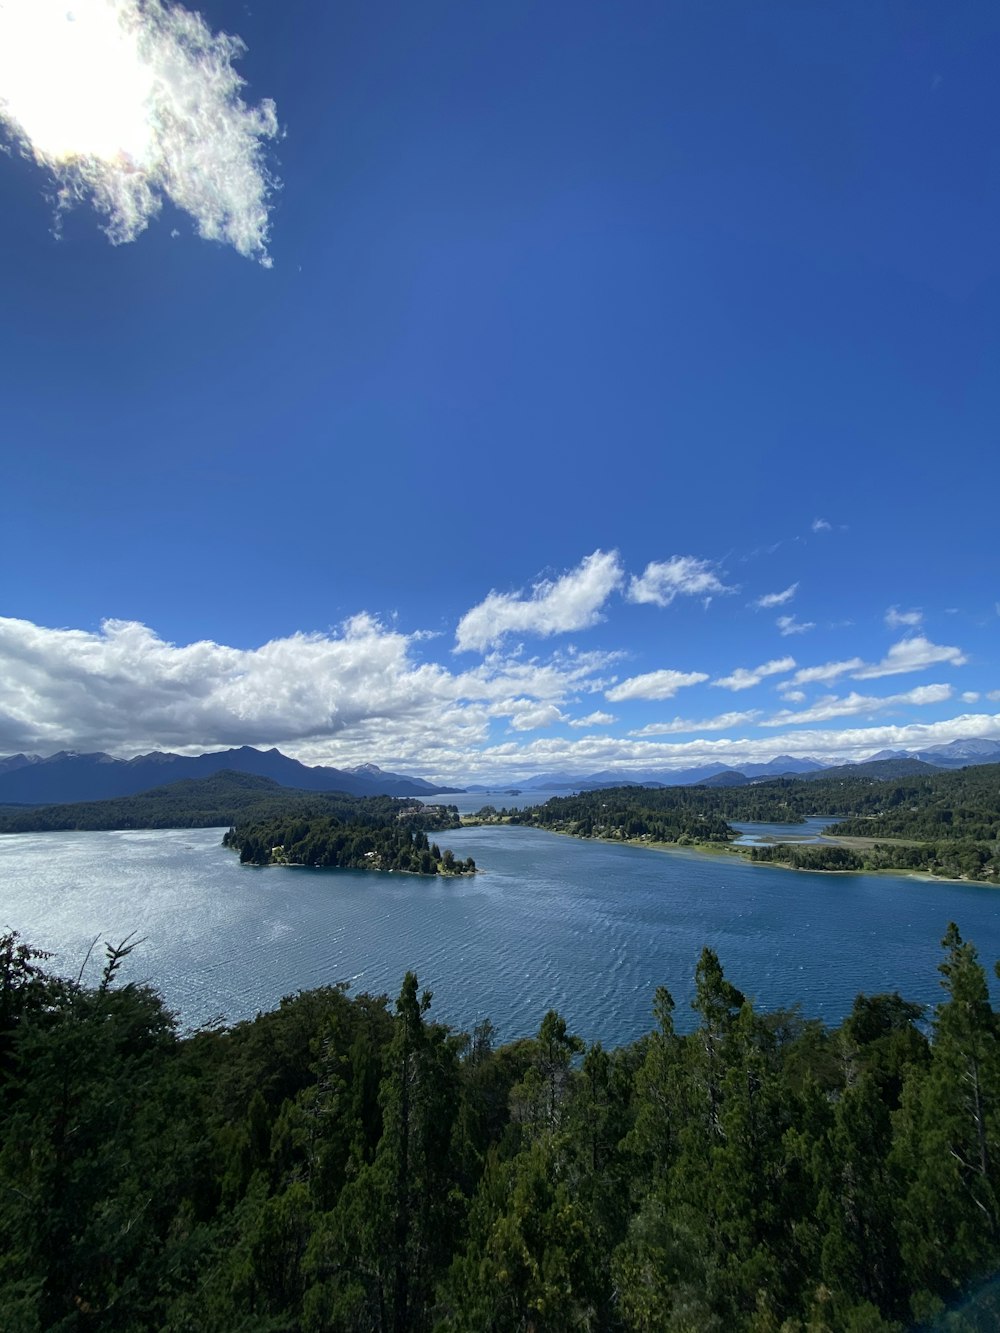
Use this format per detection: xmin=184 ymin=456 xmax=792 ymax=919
xmin=781 ymin=689 xmax=806 ymax=703
xmin=569 ymin=711 xmax=617 ymax=728
xmin=0 ymin=0 xmax=278 ymax=263
xmin=788 ymin=657 xmax=867 ymax=687
xmin=605 ymin=668 xmax=709 ymax=703
xmin=455 ymin=550 xmax=623 ymax=653
xmin=777 ymin=615 xmax=815 ymax=636
xmin=962 ymin=692 xmax=981 ymax=703
xmin=713 ymin=656 xmax=796 ymax=692
xmin=0 ymin=612 xmax=986 ymax=787
xmin=885 ymin=606 xmax=923 ymax=629
xmin=501 ymin=700 xmax=567 ymax=733
xmin=852 ymin=635 xmax=966 ymax=680
xmin=630 ymin=710 xmax=760 ymax=737
xmin=811 ymin=518 xmax=832 ymax=532
xmin=752 ymin=583 xmax=798 ymax=610
xmin=0 ymin=614 xmax=621 ymax=779
xmin=762 ymin=683 xmax=953 ymax=728
xmin=626 ymin=556 xmax=734 ymax=608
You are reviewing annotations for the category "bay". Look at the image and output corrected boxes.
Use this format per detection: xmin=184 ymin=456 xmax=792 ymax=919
xmin=1 ymin=824 xmax=998 ymax=1047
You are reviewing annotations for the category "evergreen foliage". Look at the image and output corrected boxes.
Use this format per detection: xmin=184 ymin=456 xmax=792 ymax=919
xmin=499 ymin=763 xmax=1000 ymax=881
xmin=2 ymin=927 xmax=1000 ymax=1329
xmin=224 ymin=812 xmax=475 ymax=876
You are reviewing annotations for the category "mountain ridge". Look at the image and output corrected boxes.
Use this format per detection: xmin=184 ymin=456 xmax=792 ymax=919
xmin=0 ymin=746 xmax=460 ymax=805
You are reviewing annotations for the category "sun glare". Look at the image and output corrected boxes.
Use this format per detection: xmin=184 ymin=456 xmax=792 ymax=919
xmin=0 ymin=0 xmax=156 ymax=167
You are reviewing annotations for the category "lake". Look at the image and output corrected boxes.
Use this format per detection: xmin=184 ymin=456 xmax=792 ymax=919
xmin=1 ymin=823 xmax=998 ymax=1047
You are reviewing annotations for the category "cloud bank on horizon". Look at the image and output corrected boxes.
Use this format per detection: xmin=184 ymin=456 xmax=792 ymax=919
xmin=0 ymin=0 xmax=278 ymax=262
xmin=0 ymin=549 xmax=993 ymax=782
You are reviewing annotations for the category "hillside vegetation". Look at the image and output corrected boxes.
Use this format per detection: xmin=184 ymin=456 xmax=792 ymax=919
xmin=499 ymin=763 xmax=1000 ymax=881
xmin=2 ymin=926 xmax=999 ymax=1329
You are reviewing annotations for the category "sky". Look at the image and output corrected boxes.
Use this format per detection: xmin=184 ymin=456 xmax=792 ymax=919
xmin=0 ymin=0 xmax=998 ymax=785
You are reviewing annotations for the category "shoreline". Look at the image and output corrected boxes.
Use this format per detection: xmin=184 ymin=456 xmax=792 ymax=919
xmin=471 ymin=820 xmax=987 ymax=887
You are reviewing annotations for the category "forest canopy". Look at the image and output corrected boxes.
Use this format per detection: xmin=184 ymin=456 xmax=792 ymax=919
xmin=2 ymin=926 xmax=1000 ymax=1330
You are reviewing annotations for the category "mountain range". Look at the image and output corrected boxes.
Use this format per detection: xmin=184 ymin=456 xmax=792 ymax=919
xmin=0 ymin=747 xmax=459 ymax=805
xmin=478 ymin=740 xmax=1000 ymax=792
xmin=2 ymin=738 xmax=999 ymax=808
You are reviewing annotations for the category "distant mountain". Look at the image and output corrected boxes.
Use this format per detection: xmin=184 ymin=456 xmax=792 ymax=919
xmin=508 ymin=743 xmax=1000 ymax=794
xmin=0 ymin=753 xmax=43 ymax=776
xmin=800 ymin=757 xmax=942 ymax=781
xmin=699 ymin=770 xmax=754 ymax=787
xmin=0 ymin=746 xmax=460 ymax=805
xmin=515 ymin=757 xmax=828 ymax=792
xmin=912 ymin=739 xmax=1000 ymax=767
xmin=0 ymin=770 xmax=464 ymax=835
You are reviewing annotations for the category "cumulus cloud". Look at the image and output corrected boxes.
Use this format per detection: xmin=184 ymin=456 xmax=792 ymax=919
xmin=752 ymin=583 xmax=798 ymax=610
xmin=853 ymin=635 xmax=966 ymax=680
xmin=713 ymin=656 xmax=796 ymax=692
xmin=630 ymin=710 xmax=760 ymax=737
xmin=0 ymin=615 xmax=621 ymax=778
xmin=569 ymin=711 xmax=617 ymax=728
xmin=788 ymin=657 xmax=866 ymax=687
xmin=811 ymin=518 xmax=831 ymax=532
xmin=455 ymin=550 xmax=623 ymax=653
xmin=762 ymin=683 xmax=953 ymax=728
xmin=626 ymin=556 xmax=734 ymax=608
xmin=0 ymin=611 xmax=986 ymax=787
xmin=605 ymin=668 xmax=709 ymax=703
xmin=501 ymin=700 xmax=567 ymax=733
xmin=0 ymin=0 xmax=278 ymax=262
xmin=777 ymin=615 xmax=815 ymax=636
xmin=885 ymin=606 xmax=923 ymax=629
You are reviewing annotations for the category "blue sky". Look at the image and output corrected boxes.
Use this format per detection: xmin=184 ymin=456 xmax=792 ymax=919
xmin=0 ymin=0 xmax=997 ymax=783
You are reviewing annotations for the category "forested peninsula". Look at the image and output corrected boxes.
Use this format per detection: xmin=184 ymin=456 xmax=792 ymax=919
xmin=3 ymin=925 xmax=1000 ymax=1330
xmin=224 ymin=813 xmax=476 ymax=876
xmin=483 ymin=762 xmax=1000 ymax=882
xmin=0 ymin=770 xmax=474 ymax=878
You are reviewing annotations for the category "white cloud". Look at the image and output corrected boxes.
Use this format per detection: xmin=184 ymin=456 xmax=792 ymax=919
xmin=811 ymin=518 xmax=832 ymax=532
xmin=852 ymin=635 xmax=966 ymax=680
xmin=752 ymin=583 xmax=798 ymax=610
xmin=569 ymin=711 xmax=617 ymax=728
xmin=713 ymin=656 xmax=796 ymax=692
xmin=0 ymin=615 xmax=622 ymax=780
xmin=777 ymin=615 xmax=815 ymax=636
xmin=455 ymin=550 xmax=623 ymax=653
xmin=789 ymin=657 xmax=866 ymax=687
xmin=885 ymin=606 xmax=923 ymax=629
xmin=0 ymin=0 xmax=278 ymax=263
xmin=0 ymin=612 xmax=987 ymax=787
xmin=626 ymin=556 xmax=734 ymax=608
xmin=630 ymin=710 xmax=760 ymax=737
xmin=781 ymin=689 xmax=806 ymax=703
xmin=605 ymin=668 xmax=709 ymax=703
xmin=501 ymin=700 xmax=567 ymax=733
xmin=962 ymin=692 xmax=980 ymax=704
xmin=762 ymin=683 xmax=953 ymax=728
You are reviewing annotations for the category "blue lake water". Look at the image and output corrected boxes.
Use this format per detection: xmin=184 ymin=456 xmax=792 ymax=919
xmin=1 ymin=824 xmax=997 ymax=1046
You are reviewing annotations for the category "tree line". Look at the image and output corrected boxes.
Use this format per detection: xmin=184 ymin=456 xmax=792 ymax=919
xmin=498 ymin=763 xmax=1000 ymax=881
xmin=2 ymin=925 xmax=1000 ymax=1330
